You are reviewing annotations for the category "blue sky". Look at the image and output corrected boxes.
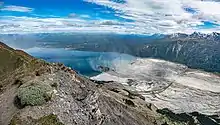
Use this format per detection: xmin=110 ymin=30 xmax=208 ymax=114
xmin=1 ymin=0 xmax=122 ymax=20
xmin=0 ymin=0 xmax=220 ymax=34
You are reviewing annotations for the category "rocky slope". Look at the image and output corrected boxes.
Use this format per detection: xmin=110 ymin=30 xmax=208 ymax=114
xmin=0 ymin=42 xmax=193 ymax=125
xmin=91 ymin=58 xmax=220 ymax=114
xmin=91 ymin=58 xmax=220 ymax=125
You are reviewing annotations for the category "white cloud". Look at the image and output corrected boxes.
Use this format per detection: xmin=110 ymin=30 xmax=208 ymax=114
xmin=0 ymin=16 xmax=135 ymax=34
xmin=0 ymin=0 xmax=220 ymax=34
xmin=68 ymin=13 xmax=77 ymax=18
xmin=80 ymin=14 xmax=91 ymax=18
xmin=84 ymin=0 xmax=220 ymax=34
xmin=0 ymin=15 xmax=219 ymax=35
xmin=68 ymin=13 xmax=91 ymax=18
xmin=1 ymin=5 xmax=33 ymax=12
xmin=97 ymin=20 xmax=123 ymax=25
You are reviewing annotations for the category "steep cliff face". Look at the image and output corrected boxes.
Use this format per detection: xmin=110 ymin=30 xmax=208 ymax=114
xmin=138 ymin=33 xmax=220 ymax=72
xmin=0 ymin=42 xmax=186 ymax=125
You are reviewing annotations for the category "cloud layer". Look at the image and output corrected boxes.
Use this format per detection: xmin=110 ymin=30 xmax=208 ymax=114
xmin=0 ymin=16 xmax=137 ymax=34
xmin=0 ymin=0 xmax=220 ymax=34
xmin=1 ymin=5 xmax=33 ymax=12
xmin=84 ymin=0 xmax=220 ymax=33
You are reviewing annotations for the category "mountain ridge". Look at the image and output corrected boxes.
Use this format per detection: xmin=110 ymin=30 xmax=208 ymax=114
xmin=0 ymin=42 xmax=177 ymax=125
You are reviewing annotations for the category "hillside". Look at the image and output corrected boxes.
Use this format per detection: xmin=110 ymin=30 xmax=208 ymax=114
xmin=0 ymin=41 xmax=219 ymax=125
xmin=0 ymin=42 xmax=184 ymax=125
xmin=0 ymin=42 xmax=49 ymax=94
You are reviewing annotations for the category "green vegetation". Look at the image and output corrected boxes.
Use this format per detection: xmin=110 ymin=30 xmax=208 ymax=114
xmin=0 ymin=43 xmax=35 ymax=77
xmin=159 ymin=115 xmax=186 ymax=125
xmin=35 ymin=114 xmax=64 ymax=125
xmin=0 ymin=42 xmax=50 ymax=93
xmin=157 ymin=108 xmax=196 ymax=125
xmin=9 ymin=116 xmax=22 ymax=125
xmin=0 ymin=48 xmax=26 ymax=76
xmin=10 ymin=114 xmax=64 ymax=125
xmin=17 ymin=82 xmax=53 ymax=106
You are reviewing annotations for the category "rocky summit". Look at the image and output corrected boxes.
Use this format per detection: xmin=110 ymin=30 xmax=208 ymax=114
xmin=0 ymin=42 xmax=219 ymax=125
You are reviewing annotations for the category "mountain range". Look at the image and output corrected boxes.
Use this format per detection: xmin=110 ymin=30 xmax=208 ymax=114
xmin=10 ymin=32 xmax=218 ymax=73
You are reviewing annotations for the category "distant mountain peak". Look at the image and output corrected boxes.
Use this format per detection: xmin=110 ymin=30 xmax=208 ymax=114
xmin=165 ymin=32 xmax=220 ymax=41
